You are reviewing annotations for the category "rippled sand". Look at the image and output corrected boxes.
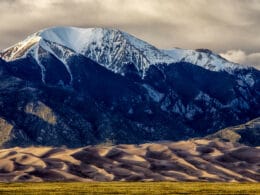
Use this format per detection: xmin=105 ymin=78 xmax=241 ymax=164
xmin=0 ymin=139 xmax=259 ymax=182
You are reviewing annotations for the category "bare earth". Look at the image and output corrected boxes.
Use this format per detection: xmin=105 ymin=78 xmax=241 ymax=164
xmin=0 ymin=139 xmax=259 ymax=182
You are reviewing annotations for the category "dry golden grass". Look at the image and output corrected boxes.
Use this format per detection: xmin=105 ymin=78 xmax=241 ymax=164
xmin=0 ymin=182 xmax=259 ymax=195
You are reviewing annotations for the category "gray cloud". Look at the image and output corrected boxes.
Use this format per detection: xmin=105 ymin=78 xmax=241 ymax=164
xmin=220 ymin=50 xmax=260 ymax=69
xmin=0 ymin=0 xmax=260 ymax=68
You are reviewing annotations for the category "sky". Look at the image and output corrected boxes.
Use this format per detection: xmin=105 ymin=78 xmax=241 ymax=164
xmin=0 ymin=0 xmax=260 ymax=69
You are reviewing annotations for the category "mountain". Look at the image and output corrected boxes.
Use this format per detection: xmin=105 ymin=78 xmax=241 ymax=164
xmin=207 ymin=117 xmax=260 ymax=146
xmin=0 ymin=27 xmax=259 ymax=147
xmin=1 ymin=27 xmax=173 ymax=78
xmin=0 ymin=27 xmax=248 ymax=77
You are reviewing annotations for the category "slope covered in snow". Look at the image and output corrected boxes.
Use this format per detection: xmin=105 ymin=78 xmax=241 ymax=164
xmin=1 ymin=27 xmax=173 ymax=76
xmin=162 ymin=48 xmax=247 ymax=73
xmin=0 ymin=27 xmax=250 ymax=77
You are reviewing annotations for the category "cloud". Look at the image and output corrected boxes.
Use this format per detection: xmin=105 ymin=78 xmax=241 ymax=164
xmin=220 ymin=50 xmax=247 ymax=64
xmin=220 ymin=50 xmax=260 ymax=69
xmin=0 ymin=0 xmax=260 ymax=59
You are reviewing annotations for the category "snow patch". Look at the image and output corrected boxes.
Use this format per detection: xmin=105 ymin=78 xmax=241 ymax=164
xmin=195 ymin=91 xmax=211 ymax=102
xmin=172 ymin=100 xmax=185 ymax=114
xmin=33 ymin=44 xmax=46 ymax=83
xmin=142 ymin=84 xmax=164 ymax=102
xmin=128 ymin=108 xmax=133 ymax=114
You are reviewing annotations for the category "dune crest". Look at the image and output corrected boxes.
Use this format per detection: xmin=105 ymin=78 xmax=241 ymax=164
xmin=0 ymin=139 xmax=259 ymax=182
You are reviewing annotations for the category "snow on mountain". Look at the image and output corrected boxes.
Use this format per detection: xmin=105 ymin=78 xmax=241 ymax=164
xmin=0 ymin=35 xmax=41 ymax=61
xmin=0 ymin=26 xmax=251 ymax=77
xmin=161 ymin=48 xmax=247 ymax=73
xmin=0 ymin=27 xmax=259 ymax=147
xmin=1 ymin=27 xmax=173 ymax=77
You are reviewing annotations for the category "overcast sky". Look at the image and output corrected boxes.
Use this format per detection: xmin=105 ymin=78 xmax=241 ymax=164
xmin=1 ymin=0 xmax=260 ymax=69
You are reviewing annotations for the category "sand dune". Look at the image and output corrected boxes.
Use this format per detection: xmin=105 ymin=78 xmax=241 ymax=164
xmin=0 ymin=139 xmax=259 ymax=182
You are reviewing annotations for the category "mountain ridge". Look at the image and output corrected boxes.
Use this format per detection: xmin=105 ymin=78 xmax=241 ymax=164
xmin=0 ymin=27 xmax=251 ymax=77
xmin=0 ymin=27 xmax=259 ymax=147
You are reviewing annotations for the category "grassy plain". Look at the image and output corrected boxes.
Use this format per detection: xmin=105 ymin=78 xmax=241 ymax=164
xmin=0 ymin=182 xmax=259 ymax=195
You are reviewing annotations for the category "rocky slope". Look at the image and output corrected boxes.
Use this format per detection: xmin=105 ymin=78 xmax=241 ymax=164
xmin=0 ymin=139 xmax=259 ymax=182
xmin=0 ymin=27 xmax=259 ymax=147
xmin=207 ymin=117 xmax=260 ymax=146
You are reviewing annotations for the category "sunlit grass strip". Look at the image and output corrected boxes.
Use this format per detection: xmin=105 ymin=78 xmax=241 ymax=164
xmin=0 ymin=182 xmax=259 ymax=195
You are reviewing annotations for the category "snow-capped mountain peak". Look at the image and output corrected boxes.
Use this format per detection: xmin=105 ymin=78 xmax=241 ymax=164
xmin=0 ymin=26 xmax=250 ymax=76
xmin=39 ymin=27 xmax=107 ymax=53
xmin=1 ymin=27 xmax=174 ymax=76
xmin=0 ymin=27 xmax=258 ymax=147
